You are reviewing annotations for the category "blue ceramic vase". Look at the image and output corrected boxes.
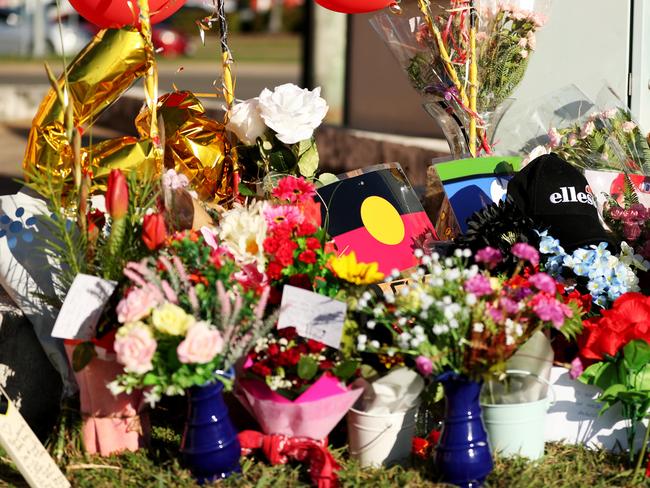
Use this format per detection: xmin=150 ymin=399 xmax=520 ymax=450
xmin=434 ymin=373 xmax=493 ymax=488
xmin=180 ymin=381 xmax=241 ymax=483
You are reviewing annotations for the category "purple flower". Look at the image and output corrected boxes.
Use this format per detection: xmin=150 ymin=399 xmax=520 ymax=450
xmin=415 ymin=356 xmax=433 ymax=377
xmin=529 ymin=273 xmax=557 ymax=294
xmin=487 ymin=304 xmax=504 ymax=324
xmin=475 ymin=247 xmax=503 ymax=269
xmin=532 ymin=294 xmax=572 ymax=329
xmin=569 ymin=357 xmax=584 ymax=379
xmin=464 ymin=274 xmax=493 ymax=297
xmin=512 ymin=243 xmax=540 ymax=267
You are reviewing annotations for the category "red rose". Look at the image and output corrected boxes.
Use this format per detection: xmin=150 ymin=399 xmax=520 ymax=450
xmin=319 ymin=359 xmax=334 ymax=370
xmin=289 ymin=273 xmax=312 ymax=290
xmin=305 ymin=237 xmax=321 ymax=250
xmin=298 ymin=250 xmax=317 ymax=264
xmin=142 ymin=213 xmax=168 ymax=250
xmin=267 ymin=343 xmax=280 ymax=357
xmin=307 ymin=339 xmax=326 ymax=353
xmin=251 ymin=362 xmax=272 ymax=378
xmin=277 ymin=347 xmax=301 ymax=366
xmin=278 ymin=327 xmax=298 ymax=340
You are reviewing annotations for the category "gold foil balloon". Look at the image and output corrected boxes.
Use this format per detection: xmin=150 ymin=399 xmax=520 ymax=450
xmin=23 ymin=28 xmax=150 ymax=182
xmin=136 ymin=91 xmax=237 ymax=203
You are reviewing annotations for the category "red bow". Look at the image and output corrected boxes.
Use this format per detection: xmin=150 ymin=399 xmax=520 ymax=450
xmin=238 ymin=430 xmax=339 ymax=488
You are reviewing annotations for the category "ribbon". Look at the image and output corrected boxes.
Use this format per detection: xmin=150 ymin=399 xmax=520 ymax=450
xmin=239 ymin=430 xmax=339 ymax=488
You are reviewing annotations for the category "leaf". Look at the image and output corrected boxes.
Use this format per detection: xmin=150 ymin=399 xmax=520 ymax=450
xmin=72 ymin=342 xmax=96 ymax=372
xmin=297 ymin=141 xmax=319 ymax=178
xmin=623 ymin=339 xmax=650 ymax=373
xmin=142 ymin=373 xmax=158 ymax=386
xmin=297 ymin=356 xmax=318 ymax=381
xmin=269 ymin=149 xmax=296 ymax=173
xmin=317 ymin=173 xmax=338 ymax=187
xmin=580 ymin=361 xmax=616 ymax=390
xmin=599 ymin=383 xmax=627 ymax=402
xmin=238 ymin=182 xmax=256 ymax=197
xmin=296 ymin=139 xmax=313 ymax=156
xmin=332 ymin=359 xmax=359 ymax=381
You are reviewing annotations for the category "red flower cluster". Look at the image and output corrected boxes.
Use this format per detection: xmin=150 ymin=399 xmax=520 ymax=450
xmin=579 ymin=292 xmax=650 ymax=360
xmin=263 ymin=177 xmax=327 ymax=283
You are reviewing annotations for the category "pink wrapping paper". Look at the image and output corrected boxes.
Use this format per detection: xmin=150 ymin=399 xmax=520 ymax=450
xmin=235 ymin=374 xmax=363 ymax=440
xmin=65 ymin=343 xmax=150 ymax=456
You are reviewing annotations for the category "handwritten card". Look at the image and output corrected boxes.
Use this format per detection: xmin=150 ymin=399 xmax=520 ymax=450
xmin=0 ymin=386 xmax=69 ymax=488
xmin=544 ymin=367 xmax=648 ymax=451
xmin=51 ymin=274 xmax=116 ymax=341
xmin=277 ymin=285 xmax=347 ymax=349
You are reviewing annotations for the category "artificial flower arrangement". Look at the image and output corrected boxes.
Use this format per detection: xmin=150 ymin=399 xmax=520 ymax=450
xmin=227 ymin=83 xmax=329 ymax=181
xmin=355 ymin=243 xmax=582 ymax=380
xmin=575 ymin=292 xmax=650 ymax=481
xmin=525 ymin=106 xmax=650 ymax=172
xmin=372 ymin=0 xmax=550 ymax=155
xmin=110 ymin=229 xmax=274 ymax=406
xmin=538 ymin=232 xmax=646 ymax=309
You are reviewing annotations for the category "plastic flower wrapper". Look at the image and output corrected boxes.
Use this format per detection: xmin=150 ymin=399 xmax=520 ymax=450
xmin=228 ymin=83 xmax=328 ymax=182
xmin=370 ymin=0 xmax=551 ymax=155
xmin=355 ymin=244 xmax=583 ymax=381
xmin=110 ymin=230 xmax=275 ymax=405
xmin=235 ymin=327 xmax=363 ymax=439
xmin=505 ymin=85 xmax=650 ymax=172
xmin=538 ymin=231 xmax=648 ymax=309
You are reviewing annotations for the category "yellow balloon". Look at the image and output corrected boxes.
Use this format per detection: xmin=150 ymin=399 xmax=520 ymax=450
xmin=360 ymin=196 xmax=405 ymax=245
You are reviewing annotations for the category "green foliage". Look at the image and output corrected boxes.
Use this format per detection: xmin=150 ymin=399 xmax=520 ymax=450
xmin=297 ymin=356 xmax=318 ymax=381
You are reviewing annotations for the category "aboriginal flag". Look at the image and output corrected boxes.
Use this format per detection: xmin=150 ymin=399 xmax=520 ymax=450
xmin=317 ymin=164 xmax=437 ymax=274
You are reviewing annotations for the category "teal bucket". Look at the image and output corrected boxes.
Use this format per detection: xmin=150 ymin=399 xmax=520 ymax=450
xmin=481 ymin=370 xmax=555 ymax=460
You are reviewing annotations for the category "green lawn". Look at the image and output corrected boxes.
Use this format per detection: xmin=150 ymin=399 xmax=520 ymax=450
xmin=0 ymin=396 xmax=648 ymax=488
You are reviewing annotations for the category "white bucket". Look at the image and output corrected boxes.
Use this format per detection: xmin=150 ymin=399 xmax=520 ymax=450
xmin=346 ymin=405 xmax=418 ymax=467
xmin=481 ymin=369 xmax=556 ymax=460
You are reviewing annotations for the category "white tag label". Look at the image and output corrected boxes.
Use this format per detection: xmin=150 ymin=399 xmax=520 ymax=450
xmin=51 ymin=274 xmax=117 ymax=341
xmin=544 ymin=366 xmax=648 ymax=451
xmin=277 ymin=285 xmax=347 ymax=349
xmin=0 ymin=387 xmax=69 ymax=488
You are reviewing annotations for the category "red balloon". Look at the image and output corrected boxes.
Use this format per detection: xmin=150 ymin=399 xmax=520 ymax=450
xmin=315 ymin=0 xmax=393 ymax=14
xmin=69 ymin=0 xmax=186 ymax=28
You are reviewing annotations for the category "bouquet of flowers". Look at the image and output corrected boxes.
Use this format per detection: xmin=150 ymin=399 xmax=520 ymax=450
xmin=525 ymin=106 xmax=650 ymax=173
xmin=576 ymin=292 xmax=650 ymax=478
xmin=371 ymin=0 xmax=551 ymax=155
xmin=236 ymin=326 xmax=362 ymax=441
xmin=227 ymin=83 xmax=328 ymax=182
xmin=356 ymin=243 xmax=582 ymax=380
xmin=604 ymin=193 xmax=650 ymax=260
xmin=110 ymin=230 xmax=274 ymax=405
xmin=538 ymin=232 xmax=646 ymax=308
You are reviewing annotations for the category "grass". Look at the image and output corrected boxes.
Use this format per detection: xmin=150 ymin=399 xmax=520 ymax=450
xmin=0 ymin=395 xmax=649 ymax=488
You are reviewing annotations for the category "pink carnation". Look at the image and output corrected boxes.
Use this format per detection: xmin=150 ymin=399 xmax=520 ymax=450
xmin=116 ymin=284 xmax=163 ymax=323
xmin=475 ymin=246 xmax=503 ymax=269
xmin=531 ymin=294 xmax=572 ymax=329
xmin=115 ymin=324 xmax=157 ymax=375
xmin=529 ymin=273 xmax=557 ymax=294
xmin=464 ymin=274 xmax=493 ymax=297
xmin=177 ymin=322 xmax=224 ymax=364
xmin=511 ymin=242 xmax=539 ymax=267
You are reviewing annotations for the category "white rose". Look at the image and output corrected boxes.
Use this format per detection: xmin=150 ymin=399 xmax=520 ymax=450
xmin=258 ymin=83 xmax=329 ymax=144
xmin=227 ymin=98 xmax=266 ymax=145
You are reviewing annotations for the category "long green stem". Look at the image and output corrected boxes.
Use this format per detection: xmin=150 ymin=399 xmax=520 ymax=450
xmin=633 ymin=416 xmax=650 ymax=480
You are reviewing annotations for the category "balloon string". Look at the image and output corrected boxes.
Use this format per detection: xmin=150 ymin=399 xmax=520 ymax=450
xmin=137 ymin=0 xmax=163 ymax=168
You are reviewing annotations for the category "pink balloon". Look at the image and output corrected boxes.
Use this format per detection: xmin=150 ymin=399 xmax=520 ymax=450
xmin=69 ymin=0 xmax=186 ymax=28
xmin=315 ymin=0 xmax=393 ymax=14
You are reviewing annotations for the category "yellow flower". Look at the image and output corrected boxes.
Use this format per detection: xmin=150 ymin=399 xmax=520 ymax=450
xmin=329 ymin=252 xmax=385 ymax=285
xmin=151 ymin=303 xmax=195 ymax=336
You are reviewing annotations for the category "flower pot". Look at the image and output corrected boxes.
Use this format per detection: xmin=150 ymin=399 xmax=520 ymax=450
xmin=64 ymin=343 xmax=149 ymax=456
xmin=346 ymin=404 xmax=418 ymax=467
xmin=180 ymin=382 xmax=241 ymax=483
xmin=434 ymin=374 xmax=493 ymax=488
xmin=481 ymin=369 xmax=555 ymax=460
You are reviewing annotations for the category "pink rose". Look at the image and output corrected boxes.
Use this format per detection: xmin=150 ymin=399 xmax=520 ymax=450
xmin=580 ymin=120 xmax=595 ymax=139
xmin=177 ymin=322 xmax=224 ymax=364
xmin=116 ymin=284 xmax=163 ymax=323
xmin=622 ymin=121 xmax=637 ymax=133
xmin=115 ymin=323 xmax=157 ymax=374
xmin=547 ymin=127 xmax=562 ymax=148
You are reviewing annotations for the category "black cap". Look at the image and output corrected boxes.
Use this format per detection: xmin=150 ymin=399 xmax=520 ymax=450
xmin=507 ymin=153 xmax=614 ymax=250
